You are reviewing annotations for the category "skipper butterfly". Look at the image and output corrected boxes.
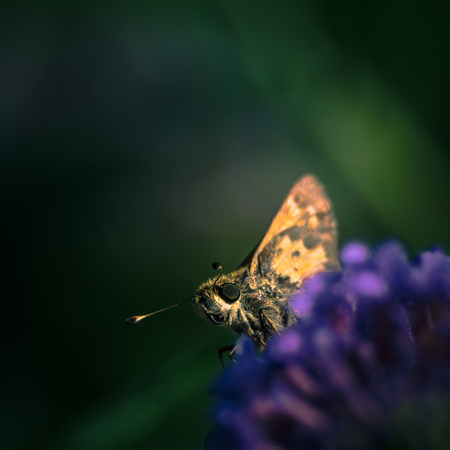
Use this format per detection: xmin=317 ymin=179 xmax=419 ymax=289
xmin=127 ymin=175 xmax=339 ymax=362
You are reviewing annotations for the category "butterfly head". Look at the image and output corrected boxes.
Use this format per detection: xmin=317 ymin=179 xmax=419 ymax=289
xmin=193 ymin=263 xmax=245 ymax=326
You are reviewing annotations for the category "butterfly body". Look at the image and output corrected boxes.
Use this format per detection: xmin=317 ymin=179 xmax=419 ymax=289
xmin=194 ymin=266 xmax=299 ymax=351
xmin=193 ymin=175 xmax=339 ymax=351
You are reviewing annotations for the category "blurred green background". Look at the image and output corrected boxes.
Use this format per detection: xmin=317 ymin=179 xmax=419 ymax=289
xmin=1 ymin=1 xmax=449 ymax=449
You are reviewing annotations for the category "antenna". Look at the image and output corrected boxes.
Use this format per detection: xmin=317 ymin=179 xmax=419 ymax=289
xmin=125 ymin=296 xmax=193 ymax=325
xmin=212 ymin=262 xmax=223 ymax=287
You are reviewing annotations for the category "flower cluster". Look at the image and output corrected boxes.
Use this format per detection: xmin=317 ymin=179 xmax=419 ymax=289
xmin=206 ymin=242 xmax=450 ymax=450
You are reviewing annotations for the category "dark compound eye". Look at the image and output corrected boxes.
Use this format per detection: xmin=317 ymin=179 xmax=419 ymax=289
xmin=220 ymin=283 xmax=240 ymax=303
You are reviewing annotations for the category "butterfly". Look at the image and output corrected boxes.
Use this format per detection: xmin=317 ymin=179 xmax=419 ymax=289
xmin=127 ymin=175 xmax=339 ymax=363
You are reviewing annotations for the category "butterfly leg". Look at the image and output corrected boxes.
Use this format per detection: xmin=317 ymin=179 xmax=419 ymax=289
xmin=218 ymin=344 xmax=236 ymax=368
xmin=259 ymin=310 xmax=279 ymax=335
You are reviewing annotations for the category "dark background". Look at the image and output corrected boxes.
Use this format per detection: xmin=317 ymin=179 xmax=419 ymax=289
xmin=2 ymin=1 xmax=449 ymax=449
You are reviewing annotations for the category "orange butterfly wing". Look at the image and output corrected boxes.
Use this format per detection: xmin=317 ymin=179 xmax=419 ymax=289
xmin=249 ymin=175 xmax=339 ymax=285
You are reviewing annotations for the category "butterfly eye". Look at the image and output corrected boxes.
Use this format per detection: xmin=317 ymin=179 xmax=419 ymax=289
xmin=220 ymin=283 xmax=240 ymax=303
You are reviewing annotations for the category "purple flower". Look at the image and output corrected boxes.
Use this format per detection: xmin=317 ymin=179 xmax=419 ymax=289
xmin=206 ymin=242 xmax=450 ymax=449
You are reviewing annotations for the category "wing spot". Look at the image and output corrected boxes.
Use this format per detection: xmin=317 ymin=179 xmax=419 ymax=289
xmin=303 ymin=234 xmax=321 ymax=250
xmin=286 ymin=227 xmax=301 ymax=242
xmin=291 ymin=250 xmax=300 ymax=257
xmin=295 ymin=197 xmax=308 ymax=209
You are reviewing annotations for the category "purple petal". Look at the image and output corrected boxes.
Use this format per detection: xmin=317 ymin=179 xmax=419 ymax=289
xmin=341 ymin=242 xmax=371 ymax=265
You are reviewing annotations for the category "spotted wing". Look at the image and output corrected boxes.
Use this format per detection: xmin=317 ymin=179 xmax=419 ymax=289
xmin=248 ymin=175 xmax=339 ymax=285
